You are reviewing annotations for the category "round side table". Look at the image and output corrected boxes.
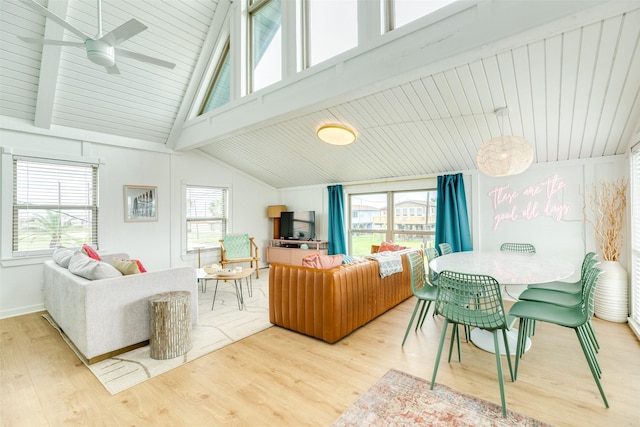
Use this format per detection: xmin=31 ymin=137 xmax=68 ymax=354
xmin=149 ymin=291 xmax=192 ymax=360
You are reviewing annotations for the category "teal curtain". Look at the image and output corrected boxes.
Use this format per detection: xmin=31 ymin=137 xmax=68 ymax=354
xmin=435 ymin=173 xmax=472 ymax=252
xmin=327 ymin=185 xmax=347 ymax=255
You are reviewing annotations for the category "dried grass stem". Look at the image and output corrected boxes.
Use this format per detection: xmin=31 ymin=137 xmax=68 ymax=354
xmin=587 ymin=178 xmax=628 ymax=261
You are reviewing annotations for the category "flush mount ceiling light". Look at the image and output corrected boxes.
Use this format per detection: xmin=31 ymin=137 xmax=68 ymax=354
xmin=316 ymin=125 xmax=356 ymax=146
xmin=476 ymin=107 xmax=533 ymax=177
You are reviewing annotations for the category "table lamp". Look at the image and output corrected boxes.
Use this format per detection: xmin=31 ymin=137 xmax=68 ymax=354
xmin=267 ymin=205 xmax=287 ymax=239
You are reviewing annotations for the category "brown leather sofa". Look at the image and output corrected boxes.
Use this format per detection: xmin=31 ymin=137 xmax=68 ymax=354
xmin=268 ymin=251 xmax=416 ymax=343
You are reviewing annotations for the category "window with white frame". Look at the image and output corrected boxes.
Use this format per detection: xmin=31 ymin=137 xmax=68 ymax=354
xmin=186 ymin=185 xmax=228 ymax=251
xmin=349 ymin=189 xmax=437 ymax=256
xmin=250 ymin=0 xmax=282 ymax=92
xmin=385 ymin=0 xmax=457 ymax=31
xmin=305 ymin=0 xmax=357 ymax=67
xmin=12 ymin=156 xmax=98 ymax=255
xmin=200 ymin=40 xmax=231 ymax=114
xmin=630 ymin=145 xmax=640 ymax=336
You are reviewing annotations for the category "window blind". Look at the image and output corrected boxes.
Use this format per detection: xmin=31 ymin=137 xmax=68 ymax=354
xmin=186 ymin=185 xmax=228 ymax=251
xmin=12 ymin=157 xmax=99 ymax=255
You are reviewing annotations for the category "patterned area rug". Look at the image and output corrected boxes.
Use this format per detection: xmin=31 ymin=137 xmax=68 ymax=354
xmin=333 ymin=369 xmax=552 ymax=427
xmin=43 ymin=272 xmax=271 ymax=395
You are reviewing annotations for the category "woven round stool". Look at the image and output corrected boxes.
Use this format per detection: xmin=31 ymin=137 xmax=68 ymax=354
xmin=149 ymin=291 xmax=192 ymax=360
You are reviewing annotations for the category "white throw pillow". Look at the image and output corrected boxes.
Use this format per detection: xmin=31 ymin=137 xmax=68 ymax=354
xmin=52 ymin=247 xmax=75 ymax=268
xmin=68 ymin=252 xmax=122 ymax=280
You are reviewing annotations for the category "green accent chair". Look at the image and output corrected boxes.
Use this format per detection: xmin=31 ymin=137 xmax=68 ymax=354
xmin=430 ymin=270 xmax=514 ymax=417
xmin=509 ymin=266 xmax=608 ymax=408
xmin=401 ymin=251 xmax=438 ymax=346
xmin=500 ymin=242 xmax=536 ymax=253
xmin=219 ymin=233 xmax=260 ymax=278
xmin=438 ymin=242 xmax=453 ymax=255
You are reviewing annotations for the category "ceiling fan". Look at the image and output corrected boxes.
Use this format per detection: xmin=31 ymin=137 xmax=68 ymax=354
xmin=17 ymin=0 xmax=176 ymax=74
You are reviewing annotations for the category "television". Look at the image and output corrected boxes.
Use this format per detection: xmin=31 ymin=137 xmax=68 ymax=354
xmin=280 ymin=211 xmax=315 ymax=240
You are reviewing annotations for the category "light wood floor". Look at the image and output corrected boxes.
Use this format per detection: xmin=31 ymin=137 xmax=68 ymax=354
xmin=2 ymin=276 xmax=639 ymax=426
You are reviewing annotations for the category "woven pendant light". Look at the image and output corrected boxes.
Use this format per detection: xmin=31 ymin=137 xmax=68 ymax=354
xmin=477 ymin=108 xmax=533 ymax=177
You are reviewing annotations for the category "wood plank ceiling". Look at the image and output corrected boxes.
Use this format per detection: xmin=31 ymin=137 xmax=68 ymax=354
xmin=1 ymin=1 xmax=639 ymax=189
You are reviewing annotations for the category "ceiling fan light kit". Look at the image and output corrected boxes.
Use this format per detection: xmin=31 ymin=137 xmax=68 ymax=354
xmin=86 ymin=39 xmax=115 ymax=67
xmin=18 ymin=0 xmax=175 ymax=74
xmin=477 ymin=107 xmax=533 ymax=177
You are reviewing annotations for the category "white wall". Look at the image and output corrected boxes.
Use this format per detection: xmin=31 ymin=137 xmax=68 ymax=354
xmin=0 ymin=130 xmax=277 ymax=318
xmin=476 ymin=156 xmax=627 ymax=282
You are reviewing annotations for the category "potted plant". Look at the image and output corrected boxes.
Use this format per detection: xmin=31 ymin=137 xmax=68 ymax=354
xmin=587 ymin=178 xmax=629 ymax=322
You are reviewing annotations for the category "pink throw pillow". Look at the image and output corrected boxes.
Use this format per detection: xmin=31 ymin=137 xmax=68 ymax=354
xmin=135 ymin=259 xmax=147 ymax=273
xmin=318 ymin=254 xmax=344 ymax=269
xmin=302 ymin=254 xmax=344 ymax=269
xmin=81 ymin=244 xmax=101 ymax=261
xmin=379 ymin=241 xmax=401 ymax=252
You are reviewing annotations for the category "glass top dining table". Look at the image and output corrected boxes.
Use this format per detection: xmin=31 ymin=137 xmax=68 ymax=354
xmin=429 ymin=250 xmax=575 ymax=355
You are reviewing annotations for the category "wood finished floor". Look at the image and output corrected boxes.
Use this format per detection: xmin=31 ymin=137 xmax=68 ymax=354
xmin=2 ymin=274 xmax=639 ymax=426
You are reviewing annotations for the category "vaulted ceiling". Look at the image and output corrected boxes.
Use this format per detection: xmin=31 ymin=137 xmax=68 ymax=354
xmin=2 ymin=0 xmax=640 ymax=188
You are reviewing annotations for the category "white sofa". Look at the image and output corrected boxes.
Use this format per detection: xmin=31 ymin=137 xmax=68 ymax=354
xmin=43 ymin=252 xmax=198 ymax=363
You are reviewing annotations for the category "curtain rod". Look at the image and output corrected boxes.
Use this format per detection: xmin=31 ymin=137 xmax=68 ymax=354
xmin=342 ymin=175 xmax=438 ymax=188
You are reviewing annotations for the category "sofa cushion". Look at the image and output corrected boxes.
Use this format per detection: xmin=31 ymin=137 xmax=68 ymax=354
xmin=68 ymin=252 xmax=122 ymax=280
xmin=52 ymin=247 xmax=75 ymax=268
xmin=113 ymin=258 xmax=142 ymax=275
xmin=81 ymin=244 xmax=101 ymax=261
xmin=302 ymin=253 xmax=344 ymax=269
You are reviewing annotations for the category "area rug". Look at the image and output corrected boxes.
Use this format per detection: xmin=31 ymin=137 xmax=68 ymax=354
xmin=43 ymin=272 xmax=272 ymax=395
xmin=333 ymin=369 xmax=552 ymax=427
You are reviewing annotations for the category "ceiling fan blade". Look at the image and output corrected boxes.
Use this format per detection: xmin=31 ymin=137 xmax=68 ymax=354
xmin=115 ymin=48 xmax=176 ymax=69
xmin=100 ymin=19 xmax=147 ymax=46
xmin=18 ymin=36 xmax=85 ymax=48
xmin=20 ymin=0 xmax=89 ymax=41
xmin=105 ymin=64 xmax=120 ymax=75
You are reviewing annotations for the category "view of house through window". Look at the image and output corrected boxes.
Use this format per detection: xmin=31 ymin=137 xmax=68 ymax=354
xmin=12 ymin=157 xmax=98 ymax=255
xmin=349 ymin=189 xmax=437 ymax=256
xmin=250 ymin=0 xmax=282 ymax=92
xmin=186 ymin=185 xmax=228 ymax=251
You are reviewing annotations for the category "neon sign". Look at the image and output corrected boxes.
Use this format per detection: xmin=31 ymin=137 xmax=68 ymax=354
xmin=489 ymin=174 xmax=570 ymax=229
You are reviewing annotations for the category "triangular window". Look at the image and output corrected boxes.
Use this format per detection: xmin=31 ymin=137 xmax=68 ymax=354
xmin=200 ymin=41 xmax=231 ymax=114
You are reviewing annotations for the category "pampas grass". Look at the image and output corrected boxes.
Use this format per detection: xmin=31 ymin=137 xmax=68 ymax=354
xmin=588 ymin=178 xmax=628 ymax=261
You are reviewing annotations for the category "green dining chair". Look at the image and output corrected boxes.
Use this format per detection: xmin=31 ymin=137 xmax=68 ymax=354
xmin=401 ymin=251 xmax=438 ymax=346
xmin=498 ymin=242 xmax=536 ymax=305
xmin=412 ymin=246 xmax=441 ymax=329
xmin=521 ymin=253 xmax=600 ymax=350
xmin=508 ymin=266 xmax=608 ymax=408
xmin=519 ymin=257 xmax=601 ymax=351
xmin=424 ymin=246 xmax=440 ymax=285
xmin=430 ymin=270 xmax=514 ymax=417
xmin=500 ymin=242 xmax=536 ymax=253
xmin=438 ymin=242 xmax=453 ymax=255
xmin=525 ymin=252 xmax=596 ymax=293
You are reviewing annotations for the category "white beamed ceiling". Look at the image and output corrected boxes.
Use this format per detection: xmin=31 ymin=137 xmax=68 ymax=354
xmin=1 ymin=0 xmax=640 ymax=189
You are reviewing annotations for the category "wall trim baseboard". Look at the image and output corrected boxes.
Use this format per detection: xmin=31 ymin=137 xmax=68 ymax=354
xmin=0 ymin=304 xmax=45 ymax=320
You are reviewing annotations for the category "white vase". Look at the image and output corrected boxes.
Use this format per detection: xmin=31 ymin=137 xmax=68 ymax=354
xmin=594 ymin=260 xmax=628 ymax=323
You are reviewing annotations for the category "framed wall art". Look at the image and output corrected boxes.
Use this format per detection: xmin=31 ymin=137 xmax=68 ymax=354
xmin=124 ymin=185 xmax=157 ymax=222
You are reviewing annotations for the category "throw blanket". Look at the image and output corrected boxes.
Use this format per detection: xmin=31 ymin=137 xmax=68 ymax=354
xmin=367 ymin=252 xmax=404 ymax=278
